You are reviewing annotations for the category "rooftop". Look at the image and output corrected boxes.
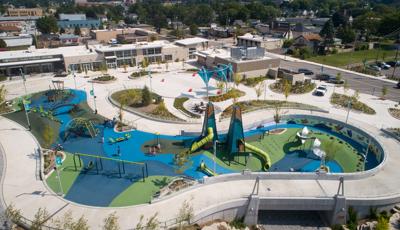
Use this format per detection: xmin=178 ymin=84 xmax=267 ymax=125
xmin=94 ymin=40 xmax=177 ymax=52
xmin=238 ymin=33 xmax=282 ymax=42
xmin=175 ymin=37 xmax=209 ymax=46
xmin=0 ymin=45 xmax=95 ymax=60
xmin=197 ymin=47 xmax=273 ymax=63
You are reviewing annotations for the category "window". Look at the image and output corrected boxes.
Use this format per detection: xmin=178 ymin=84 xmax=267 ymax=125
xmin=116 ymin=51 xmax=124 ymax=57
xmin=123 ymin=50 xmax=131 ymax=57
xmin=164 ymin=55 xmax=172 ymax=61
xmin=104 ymin=52 xmax=114 ymax=57
xmin=155 ymin=48 xmax=161 ymax=54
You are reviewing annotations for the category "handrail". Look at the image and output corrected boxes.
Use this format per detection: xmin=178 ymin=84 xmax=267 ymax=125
xmin=74 ymin=152 xmax=145 ymax=165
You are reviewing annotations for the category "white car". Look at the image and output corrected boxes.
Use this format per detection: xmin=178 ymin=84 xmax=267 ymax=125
xmin=314 ymin=85 xmax=328 ymax=96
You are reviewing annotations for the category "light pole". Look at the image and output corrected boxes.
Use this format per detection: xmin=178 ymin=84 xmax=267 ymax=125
xmin=345 ymin=100 xmax=352 ymax=124
xmin=19 ymin=68 xmax=27 ymax=95
xmin=148 ymin=66 xmax=153 ymax=93
xmin=72 ymin=65 xmax=77 ymax=89
xmin=91 ymin=82 xmax=97 ymax=114
xmin=22 ymin=99 xmax=31 ymax=130
xmin=54 ymin=155 xmax=64 ymax=196
xmin=213 ymin=140 xmax=219 ymax=174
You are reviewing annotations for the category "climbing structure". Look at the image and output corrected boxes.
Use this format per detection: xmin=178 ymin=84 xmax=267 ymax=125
xmin=64 ymin=118 xmax=99 ymax=141
xmin=201 ymin=102 xmax=218 ymax=143
xmin=226 ymin=105 xmax=245 ymax=155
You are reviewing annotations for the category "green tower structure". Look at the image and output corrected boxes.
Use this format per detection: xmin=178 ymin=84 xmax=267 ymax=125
xmin=201 ymin=102 xmax=218 ymax=142
xmin=226 ymin=105 xmax=245 ymax=155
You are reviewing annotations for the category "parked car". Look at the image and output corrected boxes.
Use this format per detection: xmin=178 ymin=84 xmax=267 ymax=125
xmin=386 ymin=61 xmax=400 ymax=67
xmin=368 ymin=65 xmax=381 ymax=71
xmin=377 ymin=61 xmax=391 ymax=69
xmin=298 ymin=68 xmax=314 ymax=75
xmin=314 ymin=85 xmax=328 ymax=96
xmin=327 ymin=77 xmax=345 ymax=84
xmin=397 ymin=81 xmax=400 ymax=88
xmin=316 ymin=73 xmax=333 ymax=81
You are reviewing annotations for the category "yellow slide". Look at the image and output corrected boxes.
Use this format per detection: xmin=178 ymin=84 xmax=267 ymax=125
xmin=200 ymin=161 xmax=218 ymax=177
xmin=244 ymin=142 xmax=271 ymax=171
xmin=190 ymin=127 xmax=214 ymax=153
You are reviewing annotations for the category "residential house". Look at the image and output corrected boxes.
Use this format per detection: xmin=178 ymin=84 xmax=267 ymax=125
xmin=292 ymin=34 xmax=322 ymax=53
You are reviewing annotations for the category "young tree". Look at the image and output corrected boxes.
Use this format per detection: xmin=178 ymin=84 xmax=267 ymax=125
xmin=319 ymin=19 xmax=335 ymax=47
xmin=283 ymin=80 xmax=291 ymax=101
xmin=31 ymin=208 xmax=50 ymax=230
xmin=177 ymin=199 xmax=194 ymax=228
xmin=255 ymin=82 xmax=264 ymax=101
xmin=273 ymin=105 xmax=281 ymax=128
xmin=381 ymin=86 xmax=388 ymax=99
xmin=0 ymin=85 xmax=7 ymax=104
xmin=36 ymin=16 xmax=58 ymax=34
xmin=352 ymin=90 xmax=360 ymax=102
xmin=0 ymin=39 xmax=7 ymax=48
xmin=100 ymin=63 xmax=108 ymax=74
xmin=189 ymin=24 xmax=198 ymax=36
xmin=123 ymin=64 xmax=128 ymax=73
xmin=233 ymin=73 xmax=241 ymax=89
xmin=103 ymin=212 xmax=120 ymax=230
xmin=142 ymin=86 xmax=152 ymax=106
xmin=343 ymin=80 xmax=349 ymax=95
xmin=216 ymin=81 xmax=225 ymax=94
xmin=5 ymin=204 xmax=22 ymax=225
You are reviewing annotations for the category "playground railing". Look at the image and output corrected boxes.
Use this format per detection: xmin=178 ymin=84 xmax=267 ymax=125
xmin=108 ymin=88 xmax=201 ymax=124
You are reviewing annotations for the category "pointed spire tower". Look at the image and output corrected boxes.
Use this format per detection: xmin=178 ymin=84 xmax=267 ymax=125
xmin=201 ymin=102 xmax=218 ymax=142
xmin=226 ymin=105 xmax=245 ymax=155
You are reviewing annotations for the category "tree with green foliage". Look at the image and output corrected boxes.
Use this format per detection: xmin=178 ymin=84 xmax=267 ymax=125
xmin=255 ymin=82 xmax=264 ymax=101
xmin=376 ymin=215 xmax=389 ymax=230
xmin=381 ymin=86 xmax=388 ymax=99
xmin=337 ymin=26 xmax=356 ymax=44
xmin=135 ymin=213 xmax=159 ymax=230
xmin=103 ymin=212 xmax=120 ymax=230
xmin=0 ymin=39 xmax=6 ymax=48
xmin=5 ymin=204 xmax=22 ymax=225
xmin=273 ymin=105 xmax=281 ymax=128
xmin=36 ymin=16 xmax=58 ymax=34
xmin=332 ymin=11 xmax=347 ymax=27
xmin=282 ymin=39 xmax=294 ymax=48
xmin=283 ymin=80 xmax=291 ymax=101
xmin=320 ymin=19 xmax=335 ymax=46
xmin=142 ymin=86 xmax=152 ymax=106
xmin=189 ymin=24 xmax=198 ymax=36
xmin=347 ymin=206 xmax=358 ymax=230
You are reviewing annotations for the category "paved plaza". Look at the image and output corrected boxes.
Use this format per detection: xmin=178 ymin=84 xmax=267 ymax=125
xmin=0 ymin=59 xmax=400 ymax=229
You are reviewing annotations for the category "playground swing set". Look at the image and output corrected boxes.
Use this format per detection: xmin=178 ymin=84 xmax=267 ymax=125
xmin=72 ymin=153 xmax=148 ymax=181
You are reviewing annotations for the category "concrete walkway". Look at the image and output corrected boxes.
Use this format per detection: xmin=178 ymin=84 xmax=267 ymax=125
xmin=0 ymin=64 xmax=400 ymax=229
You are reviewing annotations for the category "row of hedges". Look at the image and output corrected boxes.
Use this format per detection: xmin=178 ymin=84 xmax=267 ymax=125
xmin=173 ymin=97 xmax=201 ymax=119
xmin=330 ymin=93 xmax=376 ymax=115
xmin=208 ymin=89 xmax=245 ymax=102
xmin=130 ymin=70 xmax=157 ymax=78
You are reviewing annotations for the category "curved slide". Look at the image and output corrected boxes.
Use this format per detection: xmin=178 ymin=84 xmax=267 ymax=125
xmin=190 ymin=127 xmax=214 ymax=153
xmin=200 ymin=162 xmax=218 ymax=177
xmin=244 ymin=142 xmax=271 ymax=171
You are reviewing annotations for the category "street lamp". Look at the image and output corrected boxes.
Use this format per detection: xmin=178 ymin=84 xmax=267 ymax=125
xmin=19 ymin=68 xmax=27 ymax=95
xmin=90 ymin=82 xmax=97 ymax=114
xmin=213 ymin=140 xmax=219 ymax=174
xmin=345 ymin=100 xmax=352 ymax=124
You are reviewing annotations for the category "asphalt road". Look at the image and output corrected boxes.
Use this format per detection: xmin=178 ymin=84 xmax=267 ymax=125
xmin=280 ymin=60 xmax=400 ymax=102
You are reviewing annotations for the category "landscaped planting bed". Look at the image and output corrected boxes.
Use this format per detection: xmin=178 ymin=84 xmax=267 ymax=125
xmin=92 ymin=74 xmax=116 ymax=82
xmin=242 ymin=76 xmax=268 ymax=87
xmin=270 ymin=80 xmax=316 ymax=94
xmin=221 ymin=100 xmax=323 ymax=119
xmin=330 ymin=93 xmax=376 ymax=115
xmin=173 ymin=97 xmax=201 ymax=118
xmin=208 ymin=89 xmax=245 ymax=102
xmin=389 ymin=108 xmax=400 ymax=120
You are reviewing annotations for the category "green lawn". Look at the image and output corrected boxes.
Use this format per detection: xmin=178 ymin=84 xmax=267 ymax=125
xmin=202 ymin=150 xmax=263 ymax=172
xmin=306 ymin=49 xmax=397 ymax=67
xmin=46 ymin=152 xmax=82 ymax=195
xmin=247 ymin=128 xmax=361 ymax=172
xmin=109 ymin=176 xmax=173 ymax=207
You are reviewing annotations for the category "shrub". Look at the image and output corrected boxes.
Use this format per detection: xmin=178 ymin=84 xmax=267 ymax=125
xmin=330 ymin=93 xmax=376 ymax=115
xmin=229 ymin=217 xmax=246 ymax=229
xmin=142 ymin=86 xmax=152 ymax=106
xmin=208 ymin=89 xmax=245 ymax=102
xmin=93 ymin=74 xmax=115 ymax=81
xmin=242 ymin=76 xmax=267 ymax=87
xmin=270 ymin=80 xmax=315 ymax=94
xmin=0 ymin=75 xmax=7 ymax=82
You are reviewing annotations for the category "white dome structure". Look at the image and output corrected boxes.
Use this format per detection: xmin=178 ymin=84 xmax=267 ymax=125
xmin=313 ymin=138 xmax=321 ymax=148
xmin=301 ymin=127 xmax=309 ymax=136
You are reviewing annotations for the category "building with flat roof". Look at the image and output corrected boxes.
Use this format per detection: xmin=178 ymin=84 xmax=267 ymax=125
xmin=7 ymin=7 xmax=43 ymax=17
xmin=237 ymin=33 xmax=283 ymax=50
xmin=175 ymin=37 xmax=209 ymax=59
xmin=90 ymin=28 xmax=157 ymax=44
xmin=0 ymin=34 xmax=32 ymax=48
xmin=0 ymin=40 xmax=188 ymax=76
xmin=57 ymin=14 xmax=100 ymax=29
xmin=196 ymin=47 xmax=280 ymax=78
xmin=94 ymin=40 xmax=187 ymax=68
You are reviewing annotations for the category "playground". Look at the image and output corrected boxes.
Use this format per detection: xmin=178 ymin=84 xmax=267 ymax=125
xmin=1 ymin=68 xmax=384 ymax=208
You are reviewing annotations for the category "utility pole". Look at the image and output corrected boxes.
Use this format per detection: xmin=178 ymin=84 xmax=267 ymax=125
xmin=22 ymin=99 xmax=31 ymax=130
